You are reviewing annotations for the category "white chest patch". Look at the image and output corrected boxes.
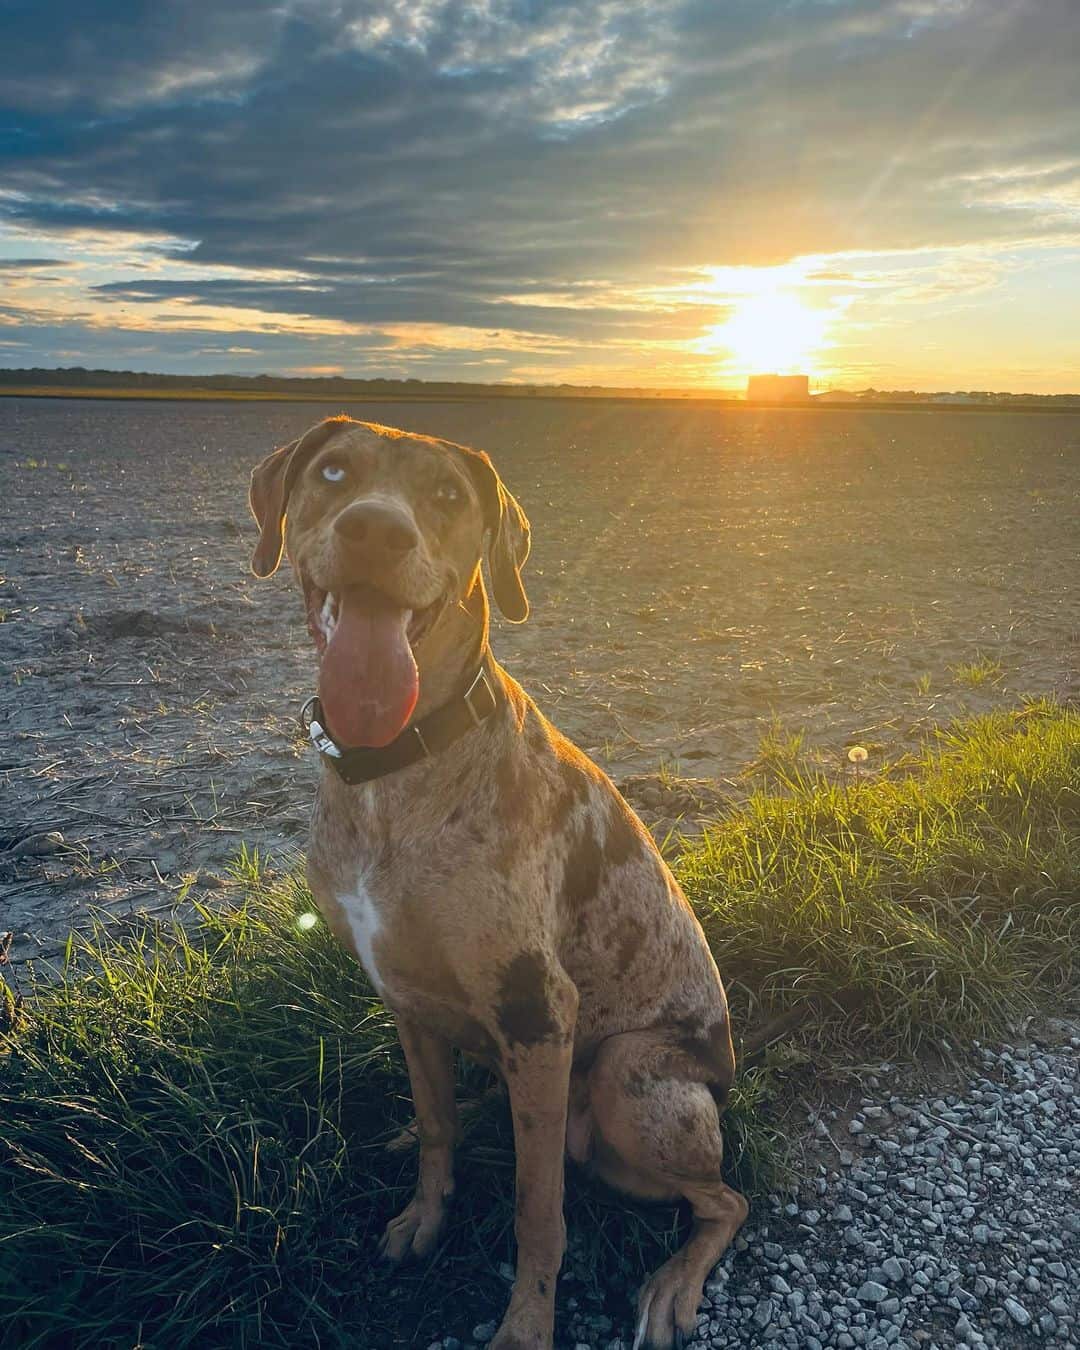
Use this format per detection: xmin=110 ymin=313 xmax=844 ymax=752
xmin=338 ymin=875 xmax=385 ymax=994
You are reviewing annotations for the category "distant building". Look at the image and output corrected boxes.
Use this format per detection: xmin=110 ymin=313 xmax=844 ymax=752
xmin=746 ymin=374 xmax=810 ymax=402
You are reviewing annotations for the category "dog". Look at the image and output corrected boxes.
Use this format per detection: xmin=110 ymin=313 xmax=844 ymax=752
xmin=248 ymin=416 xmax=748 ymax=1350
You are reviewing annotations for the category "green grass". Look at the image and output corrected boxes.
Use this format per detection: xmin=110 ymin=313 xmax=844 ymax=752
xmin=680 ymin=700 xmax=1079 ymax=1050
xmin=950 ymin=654 xmax=1004 ymax=688
xmin=1 ymin=703 xmax=1077 ymax=1348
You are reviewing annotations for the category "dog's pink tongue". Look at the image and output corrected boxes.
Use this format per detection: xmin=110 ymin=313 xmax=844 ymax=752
xmin=319 ymin=588 xmax=418 ymax=748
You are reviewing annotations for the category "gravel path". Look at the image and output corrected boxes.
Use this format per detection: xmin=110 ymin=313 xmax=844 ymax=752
xmin=441 ymin=1032 xmax=1079 ymax=1350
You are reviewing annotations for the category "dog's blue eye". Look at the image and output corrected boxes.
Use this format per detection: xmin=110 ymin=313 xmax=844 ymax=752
xmin=321 ymin=464 xmax=346 ymax=483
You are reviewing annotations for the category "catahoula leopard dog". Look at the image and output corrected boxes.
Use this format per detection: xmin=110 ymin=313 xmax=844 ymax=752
xmin=248 ymin=416 xmax=749 ymax=1350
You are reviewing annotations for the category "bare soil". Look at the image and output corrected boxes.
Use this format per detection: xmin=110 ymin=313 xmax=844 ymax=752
xmin=2 ymin=396 xmax=1077 ymax=969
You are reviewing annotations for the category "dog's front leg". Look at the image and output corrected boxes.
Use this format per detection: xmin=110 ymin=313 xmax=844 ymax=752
xmin=379 ymin=1017 xmax=457 ymax=1262
xmin=490 ymin=973 xmax=578 ymax=1350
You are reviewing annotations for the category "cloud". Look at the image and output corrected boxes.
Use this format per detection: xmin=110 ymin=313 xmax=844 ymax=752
xmin=0 ymin=256 xmax=71 ymax=269
xmin=0 ymin=0 xmax=1078 ymax=386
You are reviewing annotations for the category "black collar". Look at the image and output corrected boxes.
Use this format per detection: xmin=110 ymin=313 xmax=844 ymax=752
xmin=299 ymin=658 xmax=500 ymax=785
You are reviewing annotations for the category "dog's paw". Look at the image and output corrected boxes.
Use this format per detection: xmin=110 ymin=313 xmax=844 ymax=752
xmin=377 ymin=1195 xmax=446 ymax=1262
xmin=488 ymin=1318 xmax=553 ymax=1350
xmin=633 ymin=1253 xmax=702 ymax=1350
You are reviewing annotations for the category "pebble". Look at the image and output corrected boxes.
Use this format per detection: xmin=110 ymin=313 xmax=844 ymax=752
xmin=8 ymin=830 xmax=65 ymax=857
xmin=1003 ymin=1296 xmax=1031 ymax=1326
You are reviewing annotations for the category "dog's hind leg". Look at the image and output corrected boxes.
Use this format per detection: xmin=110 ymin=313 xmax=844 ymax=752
xmin=379 ymin=1018 xmax=458 ymax=1262
xmin=585 ymin=1032 xmax=749 ymax=1350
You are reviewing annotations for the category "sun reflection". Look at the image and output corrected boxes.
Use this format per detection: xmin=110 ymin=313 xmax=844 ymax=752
xmin=698 ymin=289 xmax=830 ymax=376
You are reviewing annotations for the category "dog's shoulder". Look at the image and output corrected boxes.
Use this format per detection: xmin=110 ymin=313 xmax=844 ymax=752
xmin=489 ymin=664 xmax=670 ymax=893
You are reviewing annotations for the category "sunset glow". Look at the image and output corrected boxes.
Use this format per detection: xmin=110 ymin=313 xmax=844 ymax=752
xmin=699 ymin=290 xmax=832 ymax=378
xmin=0 ymin=2 xmax=1076 ymax=393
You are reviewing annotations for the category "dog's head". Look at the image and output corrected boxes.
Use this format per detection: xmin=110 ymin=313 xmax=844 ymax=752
xmin=248 ymin=416 xmax=529 ymax=748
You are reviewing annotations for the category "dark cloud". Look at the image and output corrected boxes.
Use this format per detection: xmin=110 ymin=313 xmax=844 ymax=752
xmin=1 ymin=0 xmax=1077 ymax=375
xmin=0 ymin=257 xmax=70 ymax=268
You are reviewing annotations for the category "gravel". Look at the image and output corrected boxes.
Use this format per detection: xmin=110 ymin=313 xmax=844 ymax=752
xmin=668 ymin=1035 xmax=1080 ymax=1350
xmin=434 ymin=1032 xmax=1080 ymax=1349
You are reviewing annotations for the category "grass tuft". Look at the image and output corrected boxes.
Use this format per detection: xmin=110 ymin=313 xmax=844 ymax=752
xmin=949 ymin=654 xmax=1004 ymax=688
xmin=1 ymin=703 xmax=1077 ymax=1347
xmin=744 ymin=716 xmax=809 ymax=787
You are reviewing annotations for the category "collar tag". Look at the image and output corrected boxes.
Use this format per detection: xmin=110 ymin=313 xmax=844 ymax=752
xmin=308 ymin=718 xmax=343 ymax=758
xmin=299 ymin=698 xmax=343 ymax=759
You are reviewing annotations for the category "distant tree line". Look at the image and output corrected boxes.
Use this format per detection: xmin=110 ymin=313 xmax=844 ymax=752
xmin=817 ymin=387 xmax=1080 ymax=406
xmin=0 ymin=367 xmax=1075 ymax=406
xmin=0 ymin=367 xmax=710 ymax=401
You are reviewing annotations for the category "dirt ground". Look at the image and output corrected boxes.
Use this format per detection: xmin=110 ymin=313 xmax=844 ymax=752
xmin=2 ymin=396 xmax=1077 ymax=969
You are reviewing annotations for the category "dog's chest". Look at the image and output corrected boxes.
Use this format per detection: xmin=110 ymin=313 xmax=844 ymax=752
xmin=327 ymin=862 xmax=495 ymax=1056
xmin=309 ymin=763 xmax=550 ymax=1048
xmin=310 ymin=794 xmax=487 ymax=1012
xmin=334 ymin=872 xmax=386 ymax=994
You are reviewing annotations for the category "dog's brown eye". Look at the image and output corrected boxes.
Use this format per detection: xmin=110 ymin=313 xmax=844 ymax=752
xmin=435 ymin=482 xmax=461 ymax=507
xmin=321 ymin=464 xmax=346 ymax=483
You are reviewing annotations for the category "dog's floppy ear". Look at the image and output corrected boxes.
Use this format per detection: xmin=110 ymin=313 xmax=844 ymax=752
xmin=248 ymin=418 xmax=347 ymax=577
xmin=465 ymin=449 xmax=531 ymax=623
xmin=249 ymin=439 xmax=296 ymax=577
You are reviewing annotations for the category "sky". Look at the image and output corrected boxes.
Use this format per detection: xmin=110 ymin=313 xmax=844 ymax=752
xmin=1 ymin=0 xmax=1078 ymax=392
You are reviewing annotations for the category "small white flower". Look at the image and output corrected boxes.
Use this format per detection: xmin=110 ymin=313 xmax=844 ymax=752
xmin=848 ymin=746 xmax=869 ymax=763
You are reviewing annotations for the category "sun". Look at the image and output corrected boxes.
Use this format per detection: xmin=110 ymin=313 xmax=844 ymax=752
xmin=699 ymin=289 xmax=829 ymax=376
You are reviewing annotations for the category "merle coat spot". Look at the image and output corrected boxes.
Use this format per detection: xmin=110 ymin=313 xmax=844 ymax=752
xmin=563 ymin=819 xmax=603 ymax=914
xmin=603 ymin=800 xmax=647 ymax=868
xmin=495 ymin=950 xmax=559 ymax=1048
xmin=615 ymin=916 xmax=646 ymax=973
xmin=670 ymin=1014 xmax=736 ymax=1101
xmin=551 ymin=764 xmax=591 ymax=834
xmin=625 ymin=1067 xmax=653 ymax=1098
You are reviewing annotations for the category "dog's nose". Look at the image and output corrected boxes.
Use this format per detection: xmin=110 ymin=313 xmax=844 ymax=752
xmin=333 ymin=501 xmax=419 ymax=554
